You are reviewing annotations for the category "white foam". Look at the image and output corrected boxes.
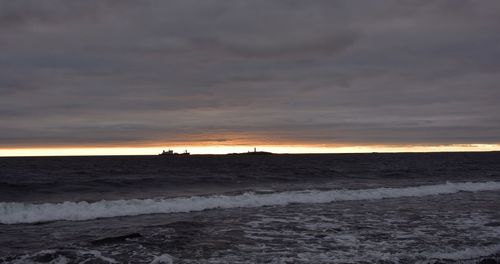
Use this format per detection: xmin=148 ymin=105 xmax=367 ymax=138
xmin=8 ymin=249 xmax=118 ymax=264
xmin=150 ymin=254 xmax=174 ymax=264
xmin=1 ymin=181 xmax=500 ymax=224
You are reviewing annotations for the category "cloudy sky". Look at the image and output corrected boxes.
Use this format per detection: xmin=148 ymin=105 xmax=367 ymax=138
xmin=1 ymin=0 xmax=500 ymax=153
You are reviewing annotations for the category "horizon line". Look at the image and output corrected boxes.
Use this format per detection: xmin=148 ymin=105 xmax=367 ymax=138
xmin=1 ymin=151 xmax=500 ymax=159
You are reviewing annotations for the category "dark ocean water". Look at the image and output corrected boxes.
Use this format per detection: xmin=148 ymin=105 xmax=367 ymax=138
xmin=1 ymin=152 xmax=500 ymax=263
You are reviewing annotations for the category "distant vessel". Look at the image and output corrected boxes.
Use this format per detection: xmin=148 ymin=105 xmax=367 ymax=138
xmin=159 ymin=149 xmax=190 ymax=156
xmin=228 ymin=148 xmax=273 ymax=156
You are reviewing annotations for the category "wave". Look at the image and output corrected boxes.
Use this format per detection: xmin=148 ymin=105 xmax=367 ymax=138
xmin=1 ymin=181 xmax=500 ymax=224
xmin=5 ymin=249 xmax=118 ymax=264
xmin=422 ymin=244 xmax=500 ymax=263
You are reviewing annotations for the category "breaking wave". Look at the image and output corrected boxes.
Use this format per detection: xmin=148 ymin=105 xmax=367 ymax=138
xmin=2 ymin=181 xmax=500 ymax=224
xmin=426 ymin=244 xmax=500 ymax=262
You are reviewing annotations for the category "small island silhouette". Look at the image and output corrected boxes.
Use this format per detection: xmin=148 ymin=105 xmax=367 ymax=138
xmin=228 ymin=148 xmax=273 ymax=156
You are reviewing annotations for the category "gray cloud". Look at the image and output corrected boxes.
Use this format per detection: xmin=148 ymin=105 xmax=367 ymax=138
xmin=1 ymin=0 xmax=500 ymax=147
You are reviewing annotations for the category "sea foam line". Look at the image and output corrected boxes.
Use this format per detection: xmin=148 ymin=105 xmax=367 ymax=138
xmin=1 ymin=181 xmax=500 ymax=224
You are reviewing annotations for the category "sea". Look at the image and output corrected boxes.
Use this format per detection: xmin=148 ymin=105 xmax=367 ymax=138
xmin=1 ymin=152 xmax=500 ymax=264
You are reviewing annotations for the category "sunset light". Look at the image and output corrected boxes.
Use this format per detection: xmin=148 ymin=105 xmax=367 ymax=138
xmin=1 ymin=144 xmax=499 ymax=157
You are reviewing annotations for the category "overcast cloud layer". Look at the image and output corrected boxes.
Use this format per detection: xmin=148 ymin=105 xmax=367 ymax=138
xmin=1 ymin=0 xmax=500 ymax=147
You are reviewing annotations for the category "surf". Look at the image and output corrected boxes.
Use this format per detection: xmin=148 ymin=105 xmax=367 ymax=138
xmin=2 ymin=181 xmax=500 ymax=224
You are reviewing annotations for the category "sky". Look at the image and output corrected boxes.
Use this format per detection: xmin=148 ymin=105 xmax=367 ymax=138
xmin=1 ymin=0 xmax=500 ymax=156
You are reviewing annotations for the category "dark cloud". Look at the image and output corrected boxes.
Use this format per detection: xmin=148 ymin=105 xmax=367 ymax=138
xmin=1 ymin=0 xmax=499 ymax=147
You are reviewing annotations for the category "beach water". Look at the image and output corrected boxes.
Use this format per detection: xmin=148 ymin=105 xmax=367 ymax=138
xmin=1 ymin=153 xmax=500 ymax=263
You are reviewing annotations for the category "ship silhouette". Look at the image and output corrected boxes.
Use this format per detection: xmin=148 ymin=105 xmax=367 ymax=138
xmin=159 ymin=149 xmax=190 ymax=156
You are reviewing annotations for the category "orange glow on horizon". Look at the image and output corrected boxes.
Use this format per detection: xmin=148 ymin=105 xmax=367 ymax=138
xmin=0 ymin=144 xmax=499 ymax=157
